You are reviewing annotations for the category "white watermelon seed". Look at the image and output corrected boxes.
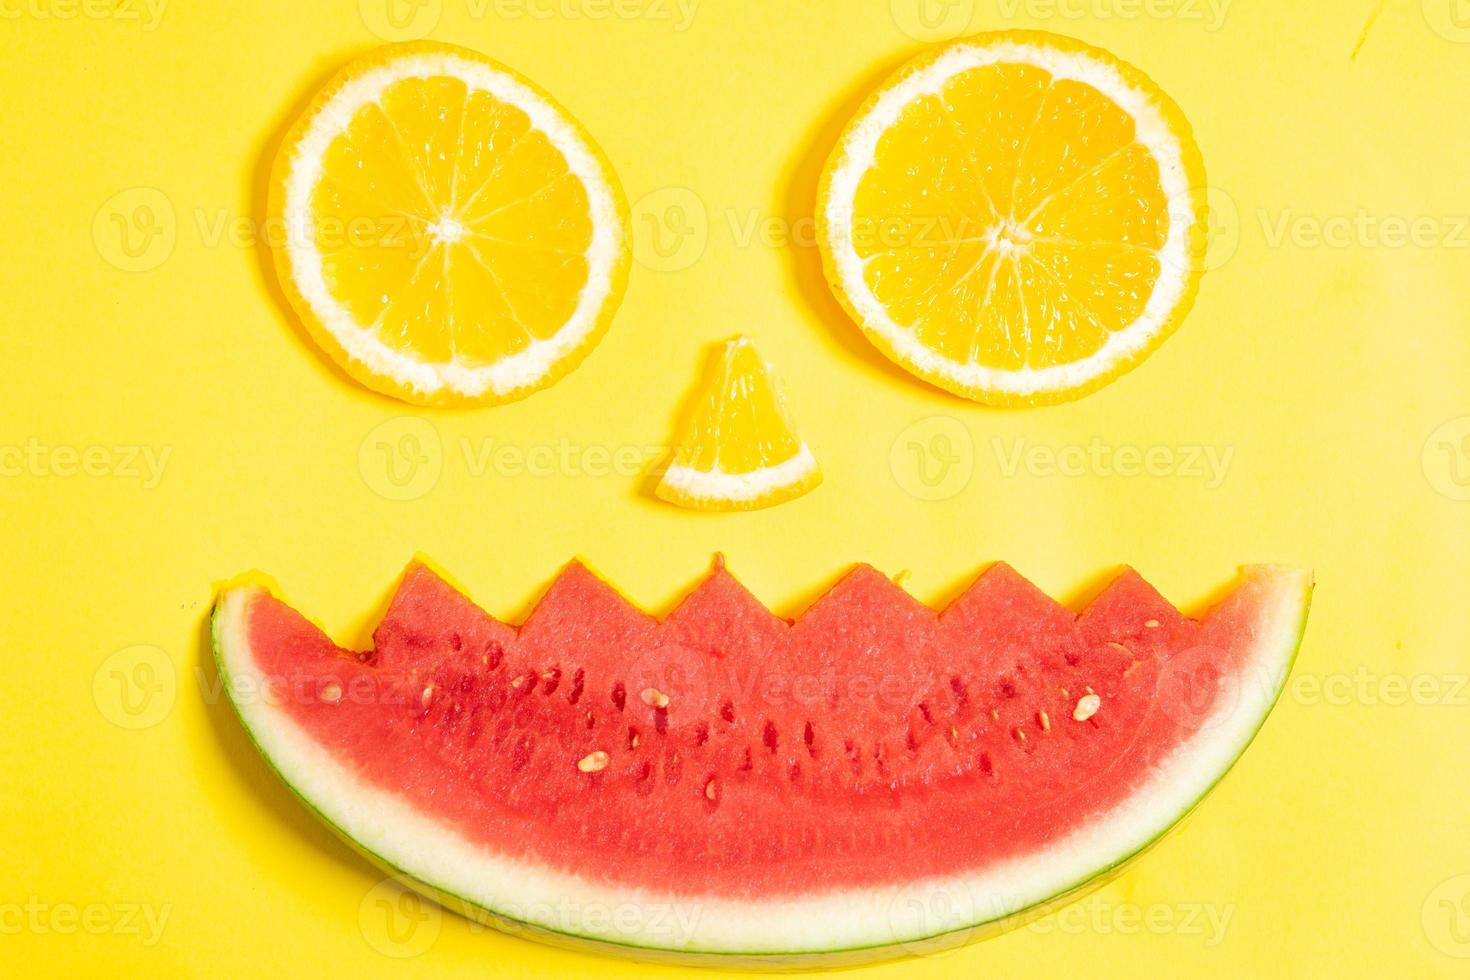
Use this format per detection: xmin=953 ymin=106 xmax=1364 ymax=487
xmin=420 ymin=685 xmax=434 ymax=707
xmin=1038 ymin=710 xmax=1050 ymax=732
xmin=705 ymin=778 xmax=718 ymax=800
xmin=1013 ymin=728 xmax=1027 ymax=743
xmin=640 ymin=687 xmax=670 ymax=709
xmin=577 ymin=751 xmax=610 ymax=773
xmin=1145 ymin=619 xmax=1160 ymax=628
xmin=320 ymin=682 xmax=342 ymax=704
xmin=1074 ymin=694 xmax=1102 ymax=722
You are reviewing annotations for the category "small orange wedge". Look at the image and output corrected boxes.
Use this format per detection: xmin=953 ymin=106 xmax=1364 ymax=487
xmin=656 ymin=338 xmax=821 ymax=512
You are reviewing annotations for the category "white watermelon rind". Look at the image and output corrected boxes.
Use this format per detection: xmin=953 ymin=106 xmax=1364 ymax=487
xmin=211 ymin=565 xmax=1311 ymax=967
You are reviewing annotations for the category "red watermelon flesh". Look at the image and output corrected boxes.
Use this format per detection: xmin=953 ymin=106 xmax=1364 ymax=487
xmin=214 ymin=558 xmax=1310 ymax=961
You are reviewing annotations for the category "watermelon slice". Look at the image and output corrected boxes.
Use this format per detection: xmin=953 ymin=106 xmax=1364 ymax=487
xmin=212 ymin=559 xmax=1310 ymax=965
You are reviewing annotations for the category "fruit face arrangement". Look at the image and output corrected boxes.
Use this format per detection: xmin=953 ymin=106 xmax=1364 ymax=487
xmin=214 ymin=560 xmax=1310 ymax=965
xmin=227 ymin=28 xmax=1303 ymax=967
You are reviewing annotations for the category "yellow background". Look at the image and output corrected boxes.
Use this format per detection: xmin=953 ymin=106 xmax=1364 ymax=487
xmin=3 ymin=0 xmax=1469 ymax=975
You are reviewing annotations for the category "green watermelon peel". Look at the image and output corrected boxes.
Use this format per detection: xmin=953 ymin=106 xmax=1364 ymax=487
xmin=211 ymin=558 xmax=1311 ymax=967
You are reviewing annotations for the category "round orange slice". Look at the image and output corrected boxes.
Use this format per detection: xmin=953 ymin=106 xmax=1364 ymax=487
xmin=269 ymin=42 xmax=630 ymax=406
xmin=817 ymin=31 xmax=1207 ymax=405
